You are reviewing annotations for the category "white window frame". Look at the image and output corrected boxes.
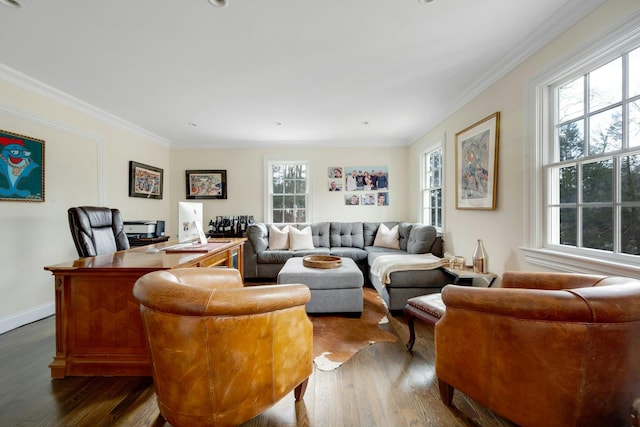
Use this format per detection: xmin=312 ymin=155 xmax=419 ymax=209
xmin=420 ymin=137 xmax=444 ymax=232
xmin=523 ymin=13 xmax=640 ymax=277
xmin=264 ymin=158 xmax=312 ymax=224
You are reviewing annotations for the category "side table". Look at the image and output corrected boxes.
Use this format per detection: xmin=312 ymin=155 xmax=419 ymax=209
xmin=441 ymin=266 xmax=497 ymax=287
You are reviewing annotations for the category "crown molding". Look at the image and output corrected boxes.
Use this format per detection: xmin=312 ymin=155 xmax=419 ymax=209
xmin=408 ymin=0 xmax=607 ymax=143
xmin=0 ymin=63 xmax=171 ymax=147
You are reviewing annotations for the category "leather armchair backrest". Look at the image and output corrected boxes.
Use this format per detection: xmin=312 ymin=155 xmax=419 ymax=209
xmin=68 ymin=206 xmax=130 ymax=257
xmin=133 ymin=268 xmax=312 ymax=427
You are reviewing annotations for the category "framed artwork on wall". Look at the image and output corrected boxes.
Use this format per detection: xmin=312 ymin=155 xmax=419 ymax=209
xmin=455 ymin=112 xmax=500 ymax=210
xmin=186 ymin=169 xmax=227 ymax=200
xmin=0 ymin=129 xmax=45 ymax=202
xmin=129 ymin=161 xmax=163 ymax=199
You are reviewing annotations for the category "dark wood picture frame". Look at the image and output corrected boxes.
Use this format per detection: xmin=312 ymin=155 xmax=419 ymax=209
xmin=129 ymin=161 xmax=163 ymax=199
xmin=186 ymin=169 xmax=227 ymax=200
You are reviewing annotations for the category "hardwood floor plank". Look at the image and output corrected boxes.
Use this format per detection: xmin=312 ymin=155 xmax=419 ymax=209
xmin=0 ymin=311 xmax=517 ymax=427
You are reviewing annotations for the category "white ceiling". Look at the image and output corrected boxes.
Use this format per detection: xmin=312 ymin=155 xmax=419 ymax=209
xmin=0 ymin=0 xmax=603 ymax=148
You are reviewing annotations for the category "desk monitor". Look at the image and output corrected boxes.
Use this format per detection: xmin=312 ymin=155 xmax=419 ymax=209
xmin=178 ymin=201 xmax=206 ymax=243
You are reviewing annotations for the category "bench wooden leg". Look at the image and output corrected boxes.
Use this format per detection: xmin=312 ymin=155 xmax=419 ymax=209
xmin=406 ymin=315 xmax=416 ymax=351
xmin=438 ymin=378 xmax=454 ymax=406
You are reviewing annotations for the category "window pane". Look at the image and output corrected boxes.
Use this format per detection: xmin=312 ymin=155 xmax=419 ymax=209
xmin=283 ymin=195 xmax=295 ymax=209
xmin=298 ymin=179 xmax=307 ymax=193
xmin=560 ymin=207 xmax=577 ymax=246
xmin=589 ymin=58 xmax=621 ymax=112
xmin=582 ymin=160 xmax=613 ymax=203
xmin=558 ymin=76 xmax=584 ymax=122
xmin=582 ymin=207 xmax=613 ymax=250
xmin=433 ymin=169 xmax=440 ymax=187
xmin=621 ymin=154 xmax=640 ymax=202
xmin=283 ymin=209 xmax=295 ymax=223
xmin=559 ymin=120 xmax=584 ymax=161
xmin=272 ymin=195 xmax=283 ymax=209
xmin=559 ymin=165 xmax=577 ymax=203
xmin=589 ymin=107 xmax=622 ymax=155
xmin=272 ymin=210 xmax=284 ymax=223
xmin=631 ymin=100 xmax=640 ymax=148
xmin=296 ymin=209 xmax=306 ymax=223
xmin=295 ymin=195 xmax=306 ymax=208
xmin=630 ymin=47 xmax=640 ymax=98
xmin=621 ymin=207 xmax=640 ymax=255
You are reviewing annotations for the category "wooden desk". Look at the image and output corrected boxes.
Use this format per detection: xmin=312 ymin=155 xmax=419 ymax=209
xmin=44 ymin=238 xmax=245 ymax=378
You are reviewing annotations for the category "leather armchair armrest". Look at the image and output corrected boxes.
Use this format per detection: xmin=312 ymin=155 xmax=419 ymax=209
xmin=441 ymin=284 xmax=594 ymax=322
xmin=500 ymin=271 xmax=608 ymax=290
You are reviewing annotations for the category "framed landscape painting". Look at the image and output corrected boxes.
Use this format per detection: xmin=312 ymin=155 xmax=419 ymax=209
xmin=186 ymin=169 xmax=227 ymax=200
xmin=455 ymin=112 xmax=500 ymax=210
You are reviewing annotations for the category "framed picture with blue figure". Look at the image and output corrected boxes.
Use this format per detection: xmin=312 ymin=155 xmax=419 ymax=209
xmin=0 ymin=129 xmax=44 ymax=202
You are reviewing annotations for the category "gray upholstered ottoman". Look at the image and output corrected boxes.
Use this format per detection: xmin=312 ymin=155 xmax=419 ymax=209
xmin=277 ymin=257 xmax=364 ymax=315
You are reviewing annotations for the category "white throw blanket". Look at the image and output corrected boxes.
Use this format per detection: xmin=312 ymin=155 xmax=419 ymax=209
xmin=370 ymin=253 xmax=448 ymax=285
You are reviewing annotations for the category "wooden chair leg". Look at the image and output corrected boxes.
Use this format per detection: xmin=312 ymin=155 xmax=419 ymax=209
xmin=632 ymin=397 xmax=640 ymax=427
xmin=294 ymin=378 xmax=309 ymax=402
xmin=406 ymin=315 xmax=416 ymax=351
xmin=438 ymin=378 xmax=454 ymax=406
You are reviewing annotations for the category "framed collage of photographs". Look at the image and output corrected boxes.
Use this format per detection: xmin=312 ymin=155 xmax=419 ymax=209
xmin=0 ymin=129 xmax=45 ymax=202
xmin=328 ymin=166 xmax=389 ymax=206
xmin=129 ymin=161 xmax=163 ymax=199
xmin=186 ymin=169 xmax=227 ymax=200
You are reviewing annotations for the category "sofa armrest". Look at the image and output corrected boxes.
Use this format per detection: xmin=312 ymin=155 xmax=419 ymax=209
xmin=500 ymin=271 xmax=608 ymax=290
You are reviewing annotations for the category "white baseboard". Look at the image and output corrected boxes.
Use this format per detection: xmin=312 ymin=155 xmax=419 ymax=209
xmin=0 ymin=303 xmax=55 ymax=335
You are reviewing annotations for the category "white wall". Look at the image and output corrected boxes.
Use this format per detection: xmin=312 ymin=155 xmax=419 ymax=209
xmin=408 ymin=0 xmax=640 ymax=276
xmin=0 ymin=75 xmax=172 ymax=333
xmin=1 ymin=0 xmax=636 ymax=332
xmin=167 ymin=146 xmax=411 ymax=239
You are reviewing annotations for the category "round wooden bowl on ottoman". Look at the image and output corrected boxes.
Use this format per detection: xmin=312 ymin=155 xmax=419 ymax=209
xmin=302 ymin=255 xmax=342 ymax=269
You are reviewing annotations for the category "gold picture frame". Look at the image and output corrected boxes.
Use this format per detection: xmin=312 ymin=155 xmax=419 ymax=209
xmin=455 ymin=112 xmax=500 ymax=210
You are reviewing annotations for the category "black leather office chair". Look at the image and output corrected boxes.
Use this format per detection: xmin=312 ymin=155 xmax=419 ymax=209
xmin=68 ymin=206 xmax=130 ymax=257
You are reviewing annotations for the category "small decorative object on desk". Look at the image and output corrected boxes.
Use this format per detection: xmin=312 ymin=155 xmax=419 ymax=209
xmin=472 ymin=239 xmax=487 ymax=273
xmin=453 ymin=256 xmax=465 ymax=270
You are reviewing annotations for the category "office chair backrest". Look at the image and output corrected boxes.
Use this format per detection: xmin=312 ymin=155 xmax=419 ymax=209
xmin=68 ymin=206 xmax=130 ymax=257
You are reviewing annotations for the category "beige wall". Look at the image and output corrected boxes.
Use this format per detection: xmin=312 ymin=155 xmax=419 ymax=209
xmin=167 ymin=146 xmax=410 ymax=239
xmin=408 ymin=0 xmax=639 ymax=276
xmin=0 ymin=0 xmax=636 ymax=331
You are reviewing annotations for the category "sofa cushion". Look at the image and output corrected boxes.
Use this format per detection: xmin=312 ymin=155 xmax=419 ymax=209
xmin=373 ymin=223 xmax=400 ymax=249
xmin=289 ymin=226 xmax=314 ymax=250
xmin=268 ymin=224 xmax=289 ymax=250
xmin=330 ymin=222 xmax=364 ymax=248
xmin=258 ymin=250 xmax=294 ymax=264
xmin=311 ymin=222 xmax=330 ymax=248
xmin=330 ymin=247 xmax=368 ymax=262
xmin=407 ymin=224 xmax=437 ymax=254
xmin=398 ymin=222 xmax=413 ymax=251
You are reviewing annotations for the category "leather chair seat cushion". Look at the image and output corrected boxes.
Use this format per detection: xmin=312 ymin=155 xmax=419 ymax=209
xmin=406 ymin=293 xmax=446 ymax=320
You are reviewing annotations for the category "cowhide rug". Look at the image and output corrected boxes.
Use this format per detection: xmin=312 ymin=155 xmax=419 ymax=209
xmin=310 ymin=287 xmax=398 ymax=371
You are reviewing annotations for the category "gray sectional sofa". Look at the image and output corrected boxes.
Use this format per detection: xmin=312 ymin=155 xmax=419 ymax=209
xmin=244 ymin=221 xmax=452 ymax=311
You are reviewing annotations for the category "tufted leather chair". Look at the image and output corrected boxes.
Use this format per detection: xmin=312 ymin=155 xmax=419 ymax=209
xmin=68 ymin=206 xmax=130 ymax=257
xmin=133 ymin=268 xmax=313 ymax=427
xmin=435 ymin=271 xmax=640 ymax=427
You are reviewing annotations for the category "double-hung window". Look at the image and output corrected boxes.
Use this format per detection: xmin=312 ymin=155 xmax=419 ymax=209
xmin=525 ymin=17 xmax=640 ymax=274
xmin=421 ymin=141 xmax=443 ymax=231
xmin=265 ymin=159 xmax=310 ymax=224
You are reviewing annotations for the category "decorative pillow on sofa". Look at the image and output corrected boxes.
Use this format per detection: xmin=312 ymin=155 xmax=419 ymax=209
xmin=373 ymin=223 xmax=400 ymax=249
xmin=289 ymin=226 xmax=315 ymax=250
xmin=268 ymin=224 xmax=290 ymax=250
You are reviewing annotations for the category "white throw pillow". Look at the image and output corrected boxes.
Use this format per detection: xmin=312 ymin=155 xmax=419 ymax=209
xmin=373 ymin=223 xmax=400 ymax=249
xmin=268 ymin=224 xmax=290 ymax=250
xmin=289 ymin=226 xmax=315 ymax=250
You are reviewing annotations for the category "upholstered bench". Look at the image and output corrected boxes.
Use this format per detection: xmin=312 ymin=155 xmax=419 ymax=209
xmin=277 ymin=257 xmax=364 ymax=315
xmin=404 ymin=292 xmax=445 ymax=351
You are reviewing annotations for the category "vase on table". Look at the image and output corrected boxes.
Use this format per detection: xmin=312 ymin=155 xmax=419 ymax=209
xmin=472 ymin=239 xmax=487 ymax=273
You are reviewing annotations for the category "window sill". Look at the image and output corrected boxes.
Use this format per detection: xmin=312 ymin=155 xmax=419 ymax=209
xmin=520 ymin=247 xmax=640 ymax=278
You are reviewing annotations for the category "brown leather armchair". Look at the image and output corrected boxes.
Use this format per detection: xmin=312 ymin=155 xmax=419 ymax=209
xmin=133 ymin=267 xmax=313 ymax=427
xmin=435 ymin=271 xmax=640 ymax=427
xmin=68 ymin=206 xmax=130 ymax=257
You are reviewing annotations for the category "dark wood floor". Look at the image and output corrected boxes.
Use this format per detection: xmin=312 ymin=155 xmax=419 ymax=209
xmin=0 ymin=311 xmax=515 ymax=427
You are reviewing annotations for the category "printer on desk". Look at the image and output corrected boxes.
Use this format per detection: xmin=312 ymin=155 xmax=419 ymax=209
xmin=124 ymin=220 xmax=167 ymax=247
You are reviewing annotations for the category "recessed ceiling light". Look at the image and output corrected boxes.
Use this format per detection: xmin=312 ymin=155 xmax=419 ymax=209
xmin=362 ymin=121 xmax=370 ymax=125
xmin=187 ymin=122 xmax=198 ymax=127
xmin=207 ymin=0 xmax=228 ymax=7
xmin=0 ymin=0 xmax=23 ymax=8
xmin=275 ymin=122 xmax=283 ymax=126
xmin=417 ymin=0 xmax=434 ymax=3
